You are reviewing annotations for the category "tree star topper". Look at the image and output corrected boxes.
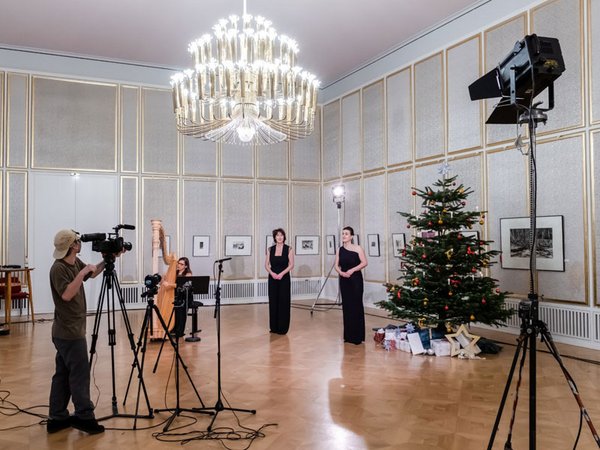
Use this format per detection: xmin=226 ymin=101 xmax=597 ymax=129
xmin=438 ymin=161 xmax=451 ymax=177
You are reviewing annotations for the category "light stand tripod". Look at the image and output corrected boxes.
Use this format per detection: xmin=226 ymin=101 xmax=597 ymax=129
xmin=88 ymin=254 xmax=153 ymax=422
xmin=311 ymin=185 xmax=345 ymax=314
xmin=193 ymin=258 xmax=256 ymax=431
xmin=487 ymin=103 xmax=600 ymax=449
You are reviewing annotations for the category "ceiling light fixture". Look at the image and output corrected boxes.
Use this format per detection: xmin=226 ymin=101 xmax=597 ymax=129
xmin=170 ymin=0 xmax=320 ymax=146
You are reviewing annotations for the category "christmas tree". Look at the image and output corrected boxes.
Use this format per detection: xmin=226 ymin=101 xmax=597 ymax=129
xmin=377 ymin=174 xmax=512 ymax=330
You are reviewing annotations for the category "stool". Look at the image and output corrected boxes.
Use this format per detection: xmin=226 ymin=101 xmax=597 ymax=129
xmin=185 ymin=300 xmax=203 ymax=342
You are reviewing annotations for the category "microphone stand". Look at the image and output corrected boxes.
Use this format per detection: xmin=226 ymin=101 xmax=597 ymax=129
xmin=194 ymin=259 xmax=256 ymax=431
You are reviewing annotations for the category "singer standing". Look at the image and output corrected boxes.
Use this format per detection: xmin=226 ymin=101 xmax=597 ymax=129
xmin=47 ymin=229 xmax=107 ymax=434
xmin=265 ymin=228 xmax=294 ymax=334
xmin=335 ymin=226 xmax=368 ymax=345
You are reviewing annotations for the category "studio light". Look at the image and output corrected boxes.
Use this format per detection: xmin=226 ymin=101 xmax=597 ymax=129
xmin=170 ymin=0 xmax=320 ymax=146
xmin=468 ymin=34 xmax=565 ymax=124
xmin=332 ymin=184 xmax=345 ymax=207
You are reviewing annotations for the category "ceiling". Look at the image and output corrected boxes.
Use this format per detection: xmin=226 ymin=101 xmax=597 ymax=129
xmin=0 ymin=0 xmax=484 ymax=88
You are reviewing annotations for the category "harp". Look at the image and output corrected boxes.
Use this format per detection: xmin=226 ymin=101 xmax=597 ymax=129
xmin=149 ymin=219 xmax=177 ymax=338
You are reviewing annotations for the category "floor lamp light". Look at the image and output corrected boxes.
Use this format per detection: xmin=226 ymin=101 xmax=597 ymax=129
xmin=310 ymin=184 xmax=345 ymax=314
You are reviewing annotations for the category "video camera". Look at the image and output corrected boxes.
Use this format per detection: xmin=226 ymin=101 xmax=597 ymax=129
xmin=80 ymin=224 xmax=134 ymax=254
xmin=142 ymin=273 xmax=162 ymax=298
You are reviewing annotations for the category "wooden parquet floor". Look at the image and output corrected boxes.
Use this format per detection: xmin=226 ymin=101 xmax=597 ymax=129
xmin=1 ymin=302 xmax=600 ymax=450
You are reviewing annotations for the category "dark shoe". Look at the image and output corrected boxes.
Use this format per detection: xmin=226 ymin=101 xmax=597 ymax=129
xmin=47 ymin=417 xmax=71 ymax=433
xmin=71 ymin=416 xmax=105 ymax=435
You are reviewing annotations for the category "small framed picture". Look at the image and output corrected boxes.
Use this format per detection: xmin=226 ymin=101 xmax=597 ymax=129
xmin=391 ymin=233 xmax=406 ymax=258
xmin=499 ymin=215 xmax=565 ymax=271
xmin=295 ymin=235 xmax=320 ymax=255
xmin=192 ymin=235 xmax=210 ymax=257
xmin=265 ymin=234 xmax=275 ymax=252
xmin=326 ymin=234 xmax=336 ymax=255
xmin=367 ymin=234 xmax=380 ymax=257
xmin=225 ymin=235 xmax=252 ymax=256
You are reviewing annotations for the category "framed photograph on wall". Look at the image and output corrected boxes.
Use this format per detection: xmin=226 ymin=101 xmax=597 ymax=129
xmin=326 ymin=235 xmax=336 ymax=255
xmin=265 ymin=235 xmax=275 ymax=252
xmin=367 ymin=234 xmax=380 ymax=257
xmin=391 ymin=233 xmax=406 ymax=257
xmin=225 ymin=235 xmax=252 ymax=256
xmin=192 ymin=235 xmax=210 ymax=257
xmin=499 ymin=215 xmax=564 ymax=271
xmin=295 ymin=235 xmax=320 ymax=255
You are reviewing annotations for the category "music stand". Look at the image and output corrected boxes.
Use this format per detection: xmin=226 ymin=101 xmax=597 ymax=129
xmin=176 ymin=276 xmax=209 ymax=342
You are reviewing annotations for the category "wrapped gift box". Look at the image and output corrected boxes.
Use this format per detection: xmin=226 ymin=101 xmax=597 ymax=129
xmin=398 ymin=340 xmax=411 ymax=353
xmin=431 ymin=339 xmax=451 ymax=357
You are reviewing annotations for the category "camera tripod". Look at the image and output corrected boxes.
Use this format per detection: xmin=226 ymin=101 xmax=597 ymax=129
xmin=125 ymin=282 xmax=211 ymax=431
xmin=487 ymin=105 xmax=600 ymax=449
xmin=193 ymin=259 xmax=256 ymax=431
xmin=88 ymin=254 xmax=153 ymax=423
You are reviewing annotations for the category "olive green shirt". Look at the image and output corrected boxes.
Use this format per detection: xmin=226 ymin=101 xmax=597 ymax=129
xmin=50 ymin=257 xmax=87 ymax=339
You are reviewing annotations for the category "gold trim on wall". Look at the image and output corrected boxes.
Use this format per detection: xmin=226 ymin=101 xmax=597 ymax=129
xmin=590 ymin=129 xmax=599 ymax=305
xmin=0 ymin=171 xmax=3 ymax=263
xmin=446 ymin=34 xmax=484 ymax=155
xmin=119 ymin=85 xmax=140 ymax=174
xmin=483 ymin=13 xmax=528 ymax=148
xmin=140 ymin=86 xmax=179 ymax=176
xmin=341 ymin=90 xmax=362 ymax=178
xmin=0 ymin=71 xmax=4 ymax=169
xmin=119 ymin=175 xmax=139 ymax=283
xmin=362 ymin=79 xmax=386 ymax=174
xmin=322 ymin=99 xmax=342 ymax=182
xmin=386 ymin=66 xmax=413 ymax=168
xmin=6 ymin=72 xmax=29 ymax=169
xmin=530 ymin=0 xmax=585 ymax=135
xmin=532 ymin=131 xmax=587 ymax=304
xmin=30 ymin=75 xmax=118 ymax=172
xmin=414 ymin=51 xmax=445 ymax=162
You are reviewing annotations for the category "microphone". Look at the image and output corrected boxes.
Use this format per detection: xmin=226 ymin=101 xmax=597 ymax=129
xmin=116 ymin=224 xmax=135 ymax=230
xmin=215 ymin=257 xmax=232 ymax=263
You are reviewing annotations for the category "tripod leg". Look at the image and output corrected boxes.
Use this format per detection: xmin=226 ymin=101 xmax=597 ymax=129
xmin=88 ymin=276 xmax=108 ymax=367
xmin=152 ymin=306 xmax=176 ymax=373
xmin=540 ymin=327 xmax=600 ymax=447
xmin=150 ymin=303 xmax=208 ymax=411
xmin=132 ymin=312 xmax=154 ymax=429
xmin=487 ymin=333 xmax=527 ymax=450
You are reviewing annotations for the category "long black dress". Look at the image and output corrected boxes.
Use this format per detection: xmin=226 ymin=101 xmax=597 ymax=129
xmin=338 ymin=246 xmax=365 ymax=344
xmin=268 ymin=244 xmax=291 ymax=334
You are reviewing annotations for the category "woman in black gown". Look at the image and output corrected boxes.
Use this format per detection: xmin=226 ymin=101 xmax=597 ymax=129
xmin=265 ymin=228 xmax=295 ymax=334
xmin=335 ymin=226 xmax=368 ymax=344
xmin=172 ymin=257 xmax=193 ymax=338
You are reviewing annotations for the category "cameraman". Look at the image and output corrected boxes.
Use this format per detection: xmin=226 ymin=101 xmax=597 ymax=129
xmin=47 ymin=229 xmax=114 ymax=434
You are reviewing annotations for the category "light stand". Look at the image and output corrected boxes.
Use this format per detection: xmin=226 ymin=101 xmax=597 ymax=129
xmin=471 ymin=35 xmax=600 ymax=449
xmin=310 ymin=184 xmax=345 ymax=314
xmin=88 ymin=254 xmax=153 ymax=422
xmin=193 ymin=259 xmax=256 ymax=431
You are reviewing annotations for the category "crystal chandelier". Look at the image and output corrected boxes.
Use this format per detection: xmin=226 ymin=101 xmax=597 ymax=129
xmin=171 ymin=1 xmax=320 ymax=146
